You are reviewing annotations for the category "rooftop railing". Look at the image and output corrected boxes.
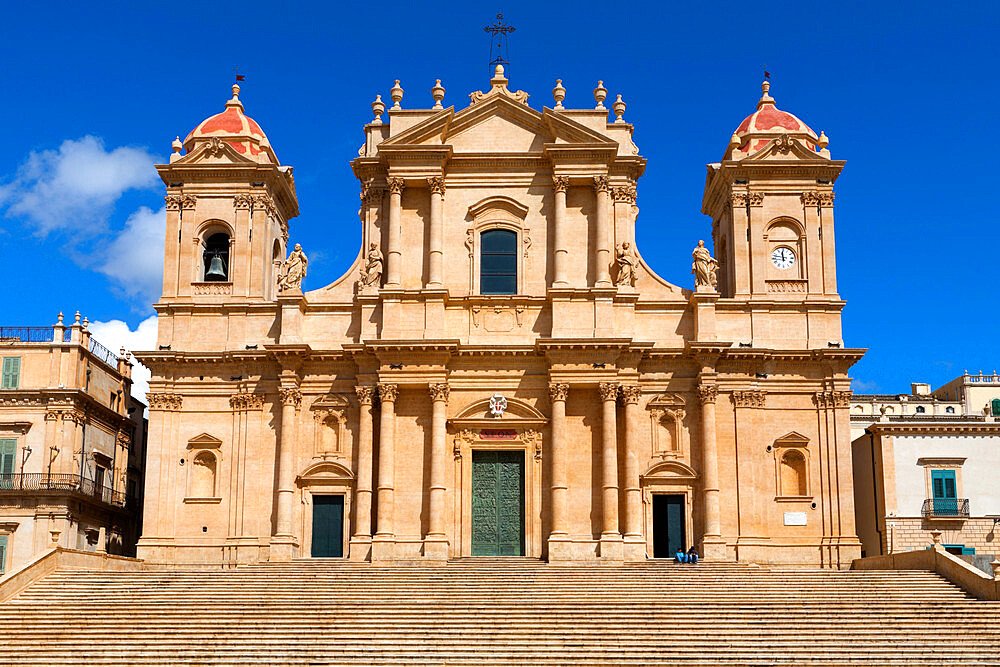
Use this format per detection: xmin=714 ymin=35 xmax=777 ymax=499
xmin=0 ymin=327 xmax=68 ymax=343
xmin=88 ymin=338 xmax=119 ymax=366
xmin=0 ymin=473 xmax=129 ymax=508
xmin=921 ymin=498 xmax=970 ymax=519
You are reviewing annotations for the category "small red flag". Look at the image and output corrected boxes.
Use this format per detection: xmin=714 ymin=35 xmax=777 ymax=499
xmin=764 ymin=70 xmax=771 ymax=79
xmin=236 ymin=74 xmax=246 ymax=82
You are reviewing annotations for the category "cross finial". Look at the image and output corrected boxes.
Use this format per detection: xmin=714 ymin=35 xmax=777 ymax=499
xmin=484 ymin=12 xmax=515 ymax=77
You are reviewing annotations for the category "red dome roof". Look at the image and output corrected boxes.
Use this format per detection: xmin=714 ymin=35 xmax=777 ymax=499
xmin=731 ymin=82 xmax=818 ymax=154
xmin=183 ymin=84 xmax=276 ymax=162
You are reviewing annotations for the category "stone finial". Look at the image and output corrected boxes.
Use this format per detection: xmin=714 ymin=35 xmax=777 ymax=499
xmin=57 ymin=312 xmax=64 ymax=324
xmin=552 ymin=79 xmax=566 ymax=110
xmin=757 ymin=80 xmax=774 ymax=109
xmin=171 ymin=136 xmax=182 ymax=153
xmin=74 ymin=311 xmax=81 ymax=324
xmin=818 ymin=130 xmax=829 ymax=149
xmin=81 ymin=316 xmax=89 ymax=330
xmin=612 ymin=94 xmax=626 ymax=123
xmin=991 ymin=558 xmax=1000 ymax=580
xmin=593 ymin=80 xmax=608 ymax=110
xmin=431 ymin=79 xmax=445 ymax=109
xmin=492 ymin=64 xmax=507 ymax=85
xmin=390 ymin=80 xmax=403 ymax=110
xmin=930 ymin=530 xmax=943 ymax=550
xmin=227 ymin=83 xmax=243 ymax=110
xmin=371 ymin=95 xmax=385 ymax=125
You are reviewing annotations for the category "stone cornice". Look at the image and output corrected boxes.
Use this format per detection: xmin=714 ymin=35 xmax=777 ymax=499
xmin=868 ymin=421 xmax=1000 ymax=436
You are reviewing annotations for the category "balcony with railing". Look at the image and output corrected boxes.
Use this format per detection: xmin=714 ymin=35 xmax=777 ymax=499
xmin=0 ymin=327 xmax=70 ymax=343
xmin=921 ymin=498 xmax=970 ymax=519
xmin=0 ymin=473 xmax=131 ymax=509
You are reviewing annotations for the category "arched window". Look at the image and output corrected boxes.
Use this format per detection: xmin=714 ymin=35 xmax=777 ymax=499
xmin=480 ymin=229 xmax=517 ymax=295
xmin=946 ymin=406 xmax=956 ymax=414
xmin=203 ymin=233 xmax=230 ymax=282
xmin=779 ymin=450 xmax=807 ymax=496
xmin=191 ymin=451 xmax=217 ymax=498
xmin=915 ymin=406 xmax=926 ymax=414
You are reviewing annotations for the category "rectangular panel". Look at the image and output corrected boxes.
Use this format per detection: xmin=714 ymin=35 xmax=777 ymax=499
xmin=311 ymin=495 xmax=344 ymax=558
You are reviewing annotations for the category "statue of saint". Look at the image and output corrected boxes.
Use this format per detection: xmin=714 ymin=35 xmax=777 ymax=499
xmin=359 ymin=243 xmax=383 ymax=288
xmin=616 ymin=242 xmax=637 ymax=287
xmin=277 ymin=243 xmax=308 ymax=292
xmin=691 ymin=240 xmax=718 ymax=289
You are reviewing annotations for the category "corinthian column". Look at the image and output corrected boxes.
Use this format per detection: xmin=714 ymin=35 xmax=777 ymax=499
xmin=351 ymin=386 xmax=376 ymax=552
xmin=598 ymin=382 xmax=620 ymax=542
xmin=427 ymin=177 xmax=445 ymax=287
xmin=386 ymin=178 xmax=404 ymax=286
xmin=620 ymin=385 xmax=643 ymax=540
xmin=374 ymin=383 xmax=398 ymax=545
xmin=548 ymin=382 xmax=569 ymax=538
xmin=273 ymin=386 xmax=302 ymax=558
xmin=698 ymin=383 xmax=725 ymax=559
xmin=552 ymin=176 xmax=569 ymax=286
xmin=594 ymin=176 xmax=612 ymax=287
xmin=425 ymin=383 xmax=450 ymax=559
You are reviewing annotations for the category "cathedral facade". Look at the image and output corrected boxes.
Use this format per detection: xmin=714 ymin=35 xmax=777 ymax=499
xmin=136 ymin=67 xmax=862 ymax=567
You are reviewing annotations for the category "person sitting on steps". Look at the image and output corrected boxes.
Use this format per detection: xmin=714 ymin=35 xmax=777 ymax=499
xmin=686 ymin=546 xmax=699 ymax=564
xmin=674 ymin=547 xmax=688 ymax=564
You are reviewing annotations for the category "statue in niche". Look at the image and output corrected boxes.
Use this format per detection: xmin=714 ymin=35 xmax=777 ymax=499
xmin=359 ymin=242 xmax=384 ymax=288
xmin=691 ymin=240 xmax=718 ymax=289
xmin=615 ymin=242 xmax=637 ymax=287
xmin=278 ymin=243 xmax=308 ymax=292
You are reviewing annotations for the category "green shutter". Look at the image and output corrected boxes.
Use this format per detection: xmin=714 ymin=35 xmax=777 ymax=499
xmin=0 ymin=534 xmax=7 ymax=574
xmin=0 ymin=439 xmax=15 ymax=475
xmin=1 ymin=357 xmax=20 ymax=389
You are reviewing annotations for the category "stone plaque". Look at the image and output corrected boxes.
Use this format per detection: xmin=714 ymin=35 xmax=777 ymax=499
xmin=783 ymin=512 xmax=807 ymax=526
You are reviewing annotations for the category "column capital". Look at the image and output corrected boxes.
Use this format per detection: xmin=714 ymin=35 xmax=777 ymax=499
xmin=278 ymin=387 xmax=302 ymax=408
xmin=427 ymin=176 xmax=446 ymax=196
xmin=355 ymin=385 xmax=377 ymax=405
xmin=731 ymin=390 xmax=766 ymax=408
xmin=378 ymin=383 xmax=398 ymax=403
xmin=696 ymin=385 xmax=718 ymax=405
xmin=387 ymin=177 xmax=405 ymax=195
xmin=147 ymin=393 xmax=183 ymax=412
xmin=598 ymin=381 xmax=619 ymax=402
xmin=428 ymin=383 xmax=450 ymax=402
xmin=360 ymin=181 xmax=384 ymax=204
xmin=552 ymin=176 xmax=570 ymax=193
xmin=620 ymin=385 xmax=642 ymax=404
xmin=593 ymin=175 xmax=610 ymax=193
xmin=548 ymin=382 xmax=569 ymax=402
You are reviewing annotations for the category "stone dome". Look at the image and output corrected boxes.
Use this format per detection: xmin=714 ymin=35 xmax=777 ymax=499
xmin=183 ymin=84 xmax=277 ymax=163
xmin=729 ymin=81 xmax=823 ymax=156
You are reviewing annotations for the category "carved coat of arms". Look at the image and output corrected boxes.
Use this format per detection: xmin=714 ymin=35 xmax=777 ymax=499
xmin=489 ymin=394 xmax=508 ymax=418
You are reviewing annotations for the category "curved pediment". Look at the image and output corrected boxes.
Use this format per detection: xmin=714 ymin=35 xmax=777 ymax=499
xmin=296 ymin=459 xmax=354 ymax=484
xmin=468 ymin=195 xmax=529 ymax=224
xmin=454 ymin=396 xmax=546 ymax=421
xmin=642 ymin=459 xmax=698 ymax=481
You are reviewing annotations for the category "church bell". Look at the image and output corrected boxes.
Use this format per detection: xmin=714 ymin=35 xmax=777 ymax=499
xmin=205 ymin=254 xmax=227 ymax=281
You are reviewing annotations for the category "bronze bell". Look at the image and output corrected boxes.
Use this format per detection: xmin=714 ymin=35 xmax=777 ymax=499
xmin=205 ymin=254 xmax=227 ymax=281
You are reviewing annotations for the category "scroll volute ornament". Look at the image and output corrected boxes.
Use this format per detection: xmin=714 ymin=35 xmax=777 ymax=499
xmin=278 ymin=387 xmax=302 ymax=408
xmin=620 ymin=385 xmax=642 ymax=405
xmin=427 ymin=177 xmax=446 ymax=196
xmin=598 ymin=382 xmax=619 ymax=402
xmin=552 ymin=176 xmax=570 ymax=193
xmin=548 ymin=382 xmax=569 ymax=403
xmin=378 ymin=383 xmax=398 ymax=403
xmin=593 ymin=175 xmax=610 ymax=193
xmin=428 ymin=383 xmax=450 ymax=402
xmin=387 ymin=178 xmax=405 ymax=195
xmin=696 ymin=385 xmax=718 ymax=405
xmin=355 ymin=385 xmax=376 ymax=406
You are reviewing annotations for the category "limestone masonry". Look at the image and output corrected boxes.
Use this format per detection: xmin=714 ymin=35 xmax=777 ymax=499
xmin=135 ymin=67 xmax=861 ymax=567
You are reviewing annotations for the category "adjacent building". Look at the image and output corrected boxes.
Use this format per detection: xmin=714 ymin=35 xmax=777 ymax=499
xmin=0 ymin=315 xmax=147 ymax=574
xmin=135 ymin=69 xmax=863 ymax=568
xmin=852 ymin=373 xmax=1000 ymax=559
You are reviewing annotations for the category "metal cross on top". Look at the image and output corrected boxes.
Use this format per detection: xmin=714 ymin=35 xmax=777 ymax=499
xmin=484 ymin=12 xmax=515 ymax=76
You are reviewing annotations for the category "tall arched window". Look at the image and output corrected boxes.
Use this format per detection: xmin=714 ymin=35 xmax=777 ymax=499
xmin=480 ymin=229 xmax=517 ymax=295
xmin=203 ymin=233 xmax=230 ymax=282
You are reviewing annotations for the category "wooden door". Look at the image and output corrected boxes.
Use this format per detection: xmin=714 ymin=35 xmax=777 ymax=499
xmin=311 ymin=495 xmax=344 ymax=558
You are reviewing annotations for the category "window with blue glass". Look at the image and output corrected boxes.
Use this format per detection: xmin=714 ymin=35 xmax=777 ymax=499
xmin=480 ymin=229 xmax=517 ymax=295
xmin=931 ymin=469 xmax=957 ymax=515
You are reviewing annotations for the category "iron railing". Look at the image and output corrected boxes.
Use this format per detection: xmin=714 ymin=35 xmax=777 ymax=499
xmin=921 ymin=498 xmax=970 ymax=518
xmin=0 ymin=473 xmax=128 ymax=507
xmin=0 ymin=327 xmax=59 ymax=343
xmin=88 ymin=338 xmax=119 ymax=367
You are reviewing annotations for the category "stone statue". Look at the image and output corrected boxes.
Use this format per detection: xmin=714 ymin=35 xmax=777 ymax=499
xmin=277 ymin=243 xmax=308 ymax=292
xmin=691 ymin=240 xmax=718 ymax=289
xmin=359 ymin=243 xmax=383 ymax=288
xmin=615 ymin=242 xmax=637 ymax=287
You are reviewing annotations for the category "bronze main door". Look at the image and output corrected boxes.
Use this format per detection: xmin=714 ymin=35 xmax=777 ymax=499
xmin=471 ymin=450 xmax=525 ymax=556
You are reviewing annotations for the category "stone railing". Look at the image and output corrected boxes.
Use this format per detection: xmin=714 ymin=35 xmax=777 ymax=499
xmin=765 ymin=280 xmax=807 ymax=293
xmin=193 ymin=282 xmax=233 ymax=296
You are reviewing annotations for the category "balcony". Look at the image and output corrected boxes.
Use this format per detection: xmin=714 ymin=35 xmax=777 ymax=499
xmin=921 ymin=498 xmax=970 ymax=519
xmin=0 ymin=473 xmax=130 ymax=508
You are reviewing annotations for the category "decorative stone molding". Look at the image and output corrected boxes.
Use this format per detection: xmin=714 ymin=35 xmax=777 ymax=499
xmin=471 ymin=305 xmax=481 ymax=328
xmin=387 ymin=178 xmax=405 ymax=195
xmin=522 ymin=429 xmax=542 ymax=461
xmin=522 ymin=228 xmax=531 ymax=258
xmin=205 ymin=137 xmax=227 ymax=157
xmin=802 ymin=191 xmax=835 ymax=207
xmin=278 ymin=387 xmax=302 ymax=408
xmin=181 ymin=195 xmax=197 ymax=210
xmin=773 ymin=134 xmax=795 ymax=153
xmin=164 ymin=195 xmax=182 ymax=210
xmin=598 ymin=381 xmax=619 ymax=402
xmin=766 ymin=280 xmax=807 ymax=293
xmin=813 ymin=390 xmax=852 ymax=408
xmin=619 ymin=385 xmax=642 ymax=404
xmin=229 ymin=392 xmax=264 ymax=411
xmin=611 ymin=185 xmax=637 ymax=204
xmin=427 ymin=177 xmax=446 ymax=196
xmin=360 ymin=181 xmax=384 ymax=204
xmin=730 ymin=193 xmax=748 ymax=208
xmin=548 ymin=382 xmax=569 ymax=402
xmin=193 ymin=282 xmax=233 ymax=296
xmin=252 ymin=194 xmax=277 ymax=217
xmin=593 ymin=175 xmax=610 ymax=193
xmin=233 ymin=194 xmax=252 ymax=210
xmin=147 ymin=393 xmax=183 ymax=411
xmin=552 ymin=176 xmax=569 ymax=193
xmin=44 ymin=410 xmax=62 ymax=422
xmin=378 ymin=383 xmax=398 ymax=403
xmin=428 ymin=383 xmax=450 ymax=402
xmin=465 ymin=229 xmax=474 ymax=258
xmin=696 ymin=385 xmax=718 ymax=405
xmin=748 ymin=192 xmax=764 ymax=206
xmin=731 ymin=390 xmax=767 ymax=408
xmin=355 ymin=385 xmax=376 ymax=406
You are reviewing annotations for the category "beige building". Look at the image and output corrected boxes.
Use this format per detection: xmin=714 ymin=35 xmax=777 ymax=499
xmin=0 ymin=315 xmax=147 ymax=575
xmin=136 ymin=69 xmax=863 ymax=568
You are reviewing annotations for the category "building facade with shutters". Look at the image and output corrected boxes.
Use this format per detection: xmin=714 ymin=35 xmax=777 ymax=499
xmin=135 ymin=68 xmax=863 ymax=568
xmin=0 ymin=317 xmax=147 ymax=575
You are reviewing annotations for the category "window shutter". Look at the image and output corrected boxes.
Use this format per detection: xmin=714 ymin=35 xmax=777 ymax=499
xmin=1 ymin=357 xmax=21 ymax=389
xmin=0 ymin=439 xmax=15 ymax=476
xmin=0 ymin=534 xmax=7 ymax=574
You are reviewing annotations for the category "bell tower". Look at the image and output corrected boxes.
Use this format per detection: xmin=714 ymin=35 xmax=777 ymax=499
xmin=156 ymin=84 xmax=299 ymax=316
xmin=702 ymin=81 xmax=844 ymax=305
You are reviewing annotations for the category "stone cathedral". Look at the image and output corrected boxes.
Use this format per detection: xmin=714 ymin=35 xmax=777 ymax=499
xmin=136 ymin=66 xmax=862 ymax=568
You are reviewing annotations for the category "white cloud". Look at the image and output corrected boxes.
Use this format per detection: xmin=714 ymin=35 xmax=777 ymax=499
xmin=852 ymin=379 xmax=880 ymax=393
xmin=0 ymin=136 xmax=160 ymax=235
xmin=97 ymin=206 xmax=165 ymax=304
xmin=88 ymin=315 xmax=158 ymax=405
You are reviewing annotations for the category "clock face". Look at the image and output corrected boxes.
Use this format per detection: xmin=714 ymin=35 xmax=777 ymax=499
xmin=771 ymin=247 xmax=795 ymax=270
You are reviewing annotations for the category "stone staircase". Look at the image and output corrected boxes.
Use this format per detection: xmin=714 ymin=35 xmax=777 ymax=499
xmin=2 ymin=559 xmax=999 ymax=665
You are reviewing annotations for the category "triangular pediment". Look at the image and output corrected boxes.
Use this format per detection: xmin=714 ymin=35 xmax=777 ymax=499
xmin=187 ymin=433 xmax=223 ymax=449
xmin=175 ymin=138 xmax=258 ymax=165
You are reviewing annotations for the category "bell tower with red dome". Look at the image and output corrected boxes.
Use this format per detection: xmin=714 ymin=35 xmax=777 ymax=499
xmin=702 ymin=81 xmax=844 ymax=347
xmin=155 ymin=83 xmax=299 ymax=346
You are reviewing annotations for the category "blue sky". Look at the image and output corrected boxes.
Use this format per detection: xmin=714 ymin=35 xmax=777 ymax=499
xmin=1 ymin=1 xmax=997 ymax=398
